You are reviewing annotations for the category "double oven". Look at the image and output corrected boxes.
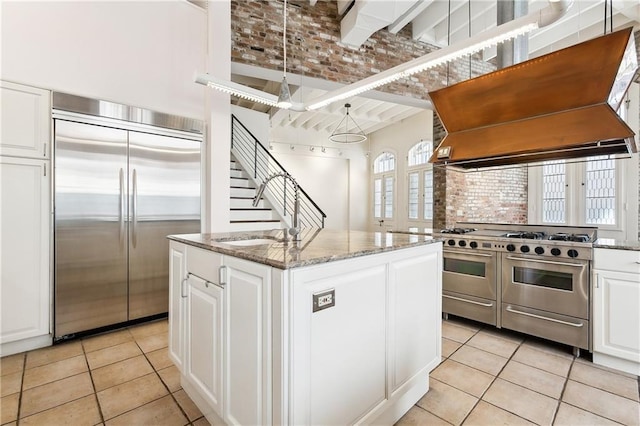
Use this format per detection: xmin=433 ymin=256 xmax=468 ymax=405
xmin=440 ymin=223 xmax=595 ymax=354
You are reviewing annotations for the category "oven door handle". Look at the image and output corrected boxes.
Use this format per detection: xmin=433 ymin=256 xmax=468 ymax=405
xmin=505 ymin=306 xmax=584 ymax=328
xmin=443 ymin=294 xmax=493 ymax=307
xmin=505 ymin=256 xmax=585 ymax=268
xmin=446 ymin=251 xmax=493 ymax=257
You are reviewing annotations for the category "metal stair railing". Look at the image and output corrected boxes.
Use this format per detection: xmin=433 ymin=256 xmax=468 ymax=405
xmin=231 ymin=114 xmax=326 ymax=229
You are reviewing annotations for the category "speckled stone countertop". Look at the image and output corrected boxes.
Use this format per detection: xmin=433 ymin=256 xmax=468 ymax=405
xmin=168 ymin=229 xmax=443 ymax=270
xmin=593 ymin=238 xmax=640 ymax=251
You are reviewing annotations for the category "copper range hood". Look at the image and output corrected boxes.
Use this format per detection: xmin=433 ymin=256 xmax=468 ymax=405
xmin=429 ymin=27 xmax=639 ymax=169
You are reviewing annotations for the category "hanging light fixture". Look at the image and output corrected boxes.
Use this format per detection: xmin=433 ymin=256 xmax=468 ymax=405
xmin=329 ymin=103 xmax=367 ymax=143
xmin=276 ymin=0 xmax=292 ymax=109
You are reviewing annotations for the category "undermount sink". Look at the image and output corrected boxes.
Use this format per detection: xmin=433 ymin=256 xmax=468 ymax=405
xmin=220 ymin=238 xmax=279 ymax=246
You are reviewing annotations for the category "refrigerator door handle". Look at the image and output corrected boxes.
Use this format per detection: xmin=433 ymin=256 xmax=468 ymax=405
xmin=132 ymin=168 xmax=138 ymax=248
xmin=119 ymin=168 xmax=125 ymax=246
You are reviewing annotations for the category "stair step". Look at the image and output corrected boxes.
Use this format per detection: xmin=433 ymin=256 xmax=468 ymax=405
xmin=230 ymin=169 xmax=246 ymax=178
xmin=231 ymin=219 xmax=280 ymax=224
xmin=231 ymin=187 xmax=258 ymax=197
xmin=231 ymin=197 xmax=264 ymax=208
xmin=230 ymin=209 xmax=276 ymax=221
xmin=228 ymin=221 xmax=281 ymax=232
xmin=230 ymin=177 xmax=253 ymax=188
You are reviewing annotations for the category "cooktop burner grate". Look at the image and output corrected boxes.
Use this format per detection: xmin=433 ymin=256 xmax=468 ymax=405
xmin=505 ymin=231 xmax=546 ymax=240
xmin=440 ymin=227 xmax=477 ymax=234
xmin=548 ymin=233 xmax=591 ymax=243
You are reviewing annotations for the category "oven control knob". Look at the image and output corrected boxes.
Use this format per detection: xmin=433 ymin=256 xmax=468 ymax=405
xmin=506 ymin=244 xmax=516 ymax=252
xmin=520 ymin=245 xmax=530 ymax=253
xmin=470 ymin=241 xmax=478 ymax=249
xmin=448 ymin=239 xmax=456 ymax=246
xmin=535 ymin=246 xmax=545 ymax=255
xmin=458 ymin=240 xmax=467 ymax=247
xmin=567 ymin=249 xmax=579 ymax=258
xmin=551 ymin=248 xmax=561 ymax=256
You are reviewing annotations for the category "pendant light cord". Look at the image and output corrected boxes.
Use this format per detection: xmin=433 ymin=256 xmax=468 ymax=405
xmin=283 ymin=0 xmax=287 ymax=77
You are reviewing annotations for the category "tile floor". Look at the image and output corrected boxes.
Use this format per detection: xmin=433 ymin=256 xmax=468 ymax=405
xmin=1 ymin=317 xmax=639 ymax=425
xmin=398 ymin=317 xmax=640 ymax=426
xmin=0 ymin=319 xmax=209 ymax=426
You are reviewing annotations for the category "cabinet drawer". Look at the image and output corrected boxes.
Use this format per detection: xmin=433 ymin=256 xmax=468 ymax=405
xmin=187 ymin=246 xmax=222 ymax=284
xmin=594 ymin=248 xmax=640 ymax=274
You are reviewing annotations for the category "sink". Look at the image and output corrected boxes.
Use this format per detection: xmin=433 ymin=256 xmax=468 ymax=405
xmin=220 ymin=238 xmax=278 ymax=246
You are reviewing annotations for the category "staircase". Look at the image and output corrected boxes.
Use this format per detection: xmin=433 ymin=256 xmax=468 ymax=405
xmin=229 ymin=157 xmax=283 ymax=232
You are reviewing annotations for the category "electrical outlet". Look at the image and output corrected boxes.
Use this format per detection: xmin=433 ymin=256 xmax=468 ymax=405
xmin=313 ymin=289 xmax=335 ymax=312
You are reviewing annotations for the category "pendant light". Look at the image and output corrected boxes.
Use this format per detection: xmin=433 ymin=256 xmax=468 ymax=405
xmin=329 ymin=103 xmax=367 ymax=144
xmin=277 ymin=0 xmax=292 ymax=109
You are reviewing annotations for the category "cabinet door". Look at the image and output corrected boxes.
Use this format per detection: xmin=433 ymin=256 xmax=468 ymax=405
xmin=224 ymin=256 xmax=271 ymax=426
xmin=168 ymin=242 xmax=187 ymax=372
xmin=1 ymin=81 xmax=50 ymax=159
xmin=388 ymin=249 xmax=441 ymax=394
xmin=186 ymin=274 xmax=224 ymax=417
xmin=593 ymin=271 xmax=640 ymax=362
xmin=0 ymin=157 xmax=50 ymax=343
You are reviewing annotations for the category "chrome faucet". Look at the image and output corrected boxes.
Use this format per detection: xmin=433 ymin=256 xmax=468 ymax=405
xmin=252 ymin=172 xmax=300 ymax=241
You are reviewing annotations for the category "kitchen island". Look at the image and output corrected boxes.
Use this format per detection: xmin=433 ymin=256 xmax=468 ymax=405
xmin=167 ymin=229 xmax=443 ymax=425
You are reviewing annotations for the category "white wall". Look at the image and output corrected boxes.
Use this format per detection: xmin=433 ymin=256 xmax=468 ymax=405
xmin=368 ymin=110 xmax=434 ymax=231
xmin=1 ymin=1 xmax=206 ymax=119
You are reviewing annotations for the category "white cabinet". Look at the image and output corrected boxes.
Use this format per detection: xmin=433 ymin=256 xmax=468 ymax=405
xmin=1 ymin=81 xmax=51 ymax=159
xmin=224 ymin=256 xmax=271 ymax=426
xmin=592 ymin=248 xmax=640 ymax=375
xmin=0 ymin=157 xmax=51 ymax=353
xmin=186 ymin=272 xmax=224 ymax=418
xmin=168 ymin=241 xmax=187 ymax=371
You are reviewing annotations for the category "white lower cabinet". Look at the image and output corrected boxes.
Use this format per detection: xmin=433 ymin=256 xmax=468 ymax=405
xmin=168 ymin=242 xmax=187 ymax=372
xmin=0 ymin=156 xmax=51 ymax=355
xmin=171 ymin=241 xmax=442 ymax=426
xmin=592 ymin=248 xmax=640 ymax=375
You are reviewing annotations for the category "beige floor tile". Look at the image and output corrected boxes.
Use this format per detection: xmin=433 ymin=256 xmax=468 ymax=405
xmin=20 ymin=372 xmax=94 ymax=418
xmin=19 ymin=394 xmax=101 ymax=426
xmin=22 ymin=355 xmax=87 ymax=390
xmin=82 ymin=329 xmax=133 ymax=354
xmin=431 ymin=359 xmax=494 ymax=398
xmin=442 ymin=322 xmax=477 ymax=344
xmin=511 ymin=345 xmax=573 ymax=377
xmin=442 ymin=338 xmax=462 ymax=358
xmin=192 ymin=417 xmax=212 ymax=426
xmin=417 ymin=378 xmax=478 ymax=425
xmin=136 ymin=332 xmax=168 ymax=353
xmin=1 ymin=392 xmax=19 ymax=424
xmin=466 ymin=331 xmax=520 ymax=358
xmin=574 ymin=356 xmax=639 ymax=380
xmin=553 ymin=402 xmax=620 ymax=426
xmin=562 ymin=380 xmax=640 ymax=425
xmin=129 ymin=320 xmax=168 ymax=340
xmin=92 ymin=355 xmax=154 ymax=392
xmin=569 ymin=361 xmax=639 ymax=402
xmin=158 ymin=365 xmax=181 ymax=392
xmin=25 ymin=341 xmax=83 ymax=369
xmin=477 ymin=326 xmax=525 ymax=344
xmin=105 ymin=394 xmax=187 ymax=426
xmin=0 ymin=371 xmax=22 ymax=397
xmin=86 ymin=341 xmax=142 ymax=370
xmin=146 ymin=347 xmax=174 ymax=371
xmin=522 ymin=339 xmax=575 ymax=360
xmin=445 ymin=318 xmax=481 ymax=333
xmin=97 ymin=372 xmax=168 ymax=420
xmin=483 ymin=378 xmax=558 ymax=425
xmin=499 ymin=360 xmax=566 ymax=399
xmin=0 ymin=354 xmax=25 ymax=376
xmin=450 ymin=345 xmax=508 ymax=376
xmin=173 ymin=389 xmax=203 ymax=421
xmin=463 ymin=400 xmax=536 ymax=426
xmin=395 ymin=405 xmax=450 ymax=425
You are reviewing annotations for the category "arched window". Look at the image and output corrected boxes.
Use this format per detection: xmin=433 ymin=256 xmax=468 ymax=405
xmin=408 ymin=140 xmax=433 ymax=166
xmin=373 ymin=152 xmax=395 ymax=222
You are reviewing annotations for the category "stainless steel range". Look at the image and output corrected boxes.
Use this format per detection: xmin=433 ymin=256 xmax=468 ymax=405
xmin=437 ymin=222 xmax=597 ymax=355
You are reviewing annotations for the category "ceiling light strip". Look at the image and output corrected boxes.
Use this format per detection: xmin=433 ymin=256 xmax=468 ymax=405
xmin=194 ymin=73 xmax=280 ymax=107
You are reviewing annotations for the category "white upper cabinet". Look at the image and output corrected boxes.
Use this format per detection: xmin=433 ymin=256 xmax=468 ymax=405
xmin=1 ymin=81 xmax=51 ymax=159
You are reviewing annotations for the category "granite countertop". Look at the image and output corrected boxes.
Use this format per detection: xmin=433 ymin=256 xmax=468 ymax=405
xmin=168 ymin=228 xmax=443 ymax=269
xmin=593 ymin=238 xmax=640 ymax=251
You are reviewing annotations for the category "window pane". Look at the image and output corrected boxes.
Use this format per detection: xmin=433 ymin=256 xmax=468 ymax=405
xmin=408 ymin=172 xmax=419 ymax=219
xmin=424 ymin=170 xmax=433 ymax=220
xmin=542 ymin=160 xmax=566 ymax=223
xmin=408 ymin=141 xmax=433 ymax=166
xmin=384 ymin=176 xmax=393 ymax=218
xmin=374 ymin=152 xmax=395 ymax=173
xmin=585 ymin=156 xmax=616 ymax=225
xmin=374 ymin=178 xmax=382 ymax=218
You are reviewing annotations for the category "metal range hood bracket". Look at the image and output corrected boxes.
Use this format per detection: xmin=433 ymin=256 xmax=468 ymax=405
xmin=429 ymin=27 xmax=639 ymax=169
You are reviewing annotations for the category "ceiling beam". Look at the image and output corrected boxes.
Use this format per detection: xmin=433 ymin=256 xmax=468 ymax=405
xmin=388 ymin=0 xmax=434 ymax=34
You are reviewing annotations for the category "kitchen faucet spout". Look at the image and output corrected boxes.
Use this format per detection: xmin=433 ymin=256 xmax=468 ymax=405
xmin=252 ymin=172 xmax=300 ymax=241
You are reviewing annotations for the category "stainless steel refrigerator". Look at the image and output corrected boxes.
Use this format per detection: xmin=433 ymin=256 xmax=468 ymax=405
xmin=53 ymin=93 xmax=202 ymax=340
